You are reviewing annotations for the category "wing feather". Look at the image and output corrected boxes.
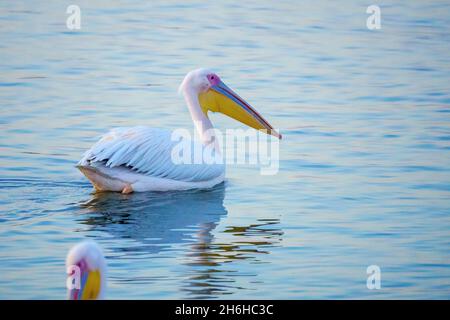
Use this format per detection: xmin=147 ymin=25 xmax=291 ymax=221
xmin=79 ymin=126 xmax=224 ymax=182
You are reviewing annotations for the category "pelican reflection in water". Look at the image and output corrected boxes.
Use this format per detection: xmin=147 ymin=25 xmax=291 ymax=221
xmin=78 ymin=186 xmax=283 ymax=298
xmin=80 ymin=185 xmax=228 ymax=254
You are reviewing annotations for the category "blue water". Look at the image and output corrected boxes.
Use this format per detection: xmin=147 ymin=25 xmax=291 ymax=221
xmin=1 ymin=1 xmax=450 ymax=299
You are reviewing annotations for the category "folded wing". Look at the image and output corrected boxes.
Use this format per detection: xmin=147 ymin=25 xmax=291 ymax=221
xmin=79 ymin=126 xmax=224 ymax=182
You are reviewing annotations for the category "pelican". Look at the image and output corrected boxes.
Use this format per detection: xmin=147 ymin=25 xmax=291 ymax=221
xmin=77 ymin=68 xmax=281 ymax=193
xmin=66 ymin=241 xmax=107 ymax=300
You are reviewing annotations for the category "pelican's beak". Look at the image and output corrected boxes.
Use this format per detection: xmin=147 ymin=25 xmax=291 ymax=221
xmin=199 ymin=81 xmax=281 ymax=139
xmin=68 ymin=267 xmax=102 ymax=300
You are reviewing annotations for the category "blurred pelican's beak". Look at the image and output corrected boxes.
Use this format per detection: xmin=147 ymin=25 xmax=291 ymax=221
xmin=199 ymin=81 xmax=281 ymax=139
xmin=68 ymin=268 xmax=101 ymax=300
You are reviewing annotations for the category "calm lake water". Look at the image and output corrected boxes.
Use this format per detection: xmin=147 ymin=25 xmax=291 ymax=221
xmin=1 ymin=1 xmax=450 ymax=299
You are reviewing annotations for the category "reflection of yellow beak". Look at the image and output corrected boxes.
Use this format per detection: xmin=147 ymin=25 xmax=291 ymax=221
xmin=198 ymin=81 xmax=281 ymax=139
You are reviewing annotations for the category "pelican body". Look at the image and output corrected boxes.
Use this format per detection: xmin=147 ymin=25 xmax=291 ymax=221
xmin=77 ymin=69 xmax=280 ymax=193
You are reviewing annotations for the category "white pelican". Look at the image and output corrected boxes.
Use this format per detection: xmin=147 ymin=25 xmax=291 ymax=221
xmin=77 ymin=68 xmax=281 ymax=193
xmin=66 ymin=241 xmax=107 ymax=300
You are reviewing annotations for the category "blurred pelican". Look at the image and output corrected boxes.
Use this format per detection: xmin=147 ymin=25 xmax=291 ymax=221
xmin=77 ymin=68 xmax=280 ymax=193
xmin=66 ymin=241 xmax=106 ymax=300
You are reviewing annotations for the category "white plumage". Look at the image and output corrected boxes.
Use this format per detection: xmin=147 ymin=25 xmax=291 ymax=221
xmin=78 ymin=126 xmax=224 ymax=192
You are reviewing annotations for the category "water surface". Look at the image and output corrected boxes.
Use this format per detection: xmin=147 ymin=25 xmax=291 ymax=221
xmin=0 ymin=1 xmax=450 ymax=299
